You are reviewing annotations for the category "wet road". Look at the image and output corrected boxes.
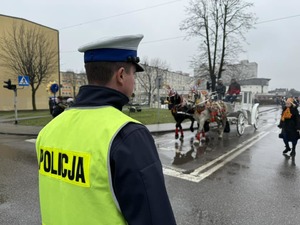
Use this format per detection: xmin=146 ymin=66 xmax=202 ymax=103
xmin=1 ymin=106 xmax=300 ymax=224
xmin=156 ymin=106 xmax=300 ymax=225
xmin=0 ymin=135 xmax=40 ymax=225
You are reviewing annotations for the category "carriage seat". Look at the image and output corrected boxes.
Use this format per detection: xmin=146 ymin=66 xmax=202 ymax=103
xmin=234 ymin=94 xmax=242 ymax=103
xmin=224 ymin=94 xmax=242 ymax=104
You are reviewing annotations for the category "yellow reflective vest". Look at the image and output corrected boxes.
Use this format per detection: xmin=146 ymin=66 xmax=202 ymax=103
xmin=36 ymin=106 xmax=139 ymax=225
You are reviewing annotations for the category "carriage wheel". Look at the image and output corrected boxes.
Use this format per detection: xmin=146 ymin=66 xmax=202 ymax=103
xmin=253 ymin=109 xmax=259 ymax=130
xmin=236 ymin=112 xmax=245 ymax=136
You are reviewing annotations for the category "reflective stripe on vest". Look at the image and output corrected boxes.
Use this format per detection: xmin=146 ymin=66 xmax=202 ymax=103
xmin=36 ymin=106 xmax=139 ymax=225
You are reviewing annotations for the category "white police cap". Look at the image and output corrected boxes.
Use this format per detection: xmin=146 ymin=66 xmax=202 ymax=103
xmin=78 ymin=34 xmax=144 ymax=72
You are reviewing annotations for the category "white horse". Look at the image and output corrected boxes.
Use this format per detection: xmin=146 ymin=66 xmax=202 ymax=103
xmin=193 ymin=91 xmax=228 ymax=141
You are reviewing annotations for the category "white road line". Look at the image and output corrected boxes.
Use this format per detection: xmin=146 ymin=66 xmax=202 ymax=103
xmin=25 ymin=139 xmax=36 ymax=143
xmin=163 ymin=131 xmax=269 ymax=183
xmin=159 ymin=147 xmax=174 ymax=151
xmin=191 ymin=132 xmax=266 ymax=175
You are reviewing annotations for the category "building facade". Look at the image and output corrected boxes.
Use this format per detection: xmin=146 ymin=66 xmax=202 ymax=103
xmin=194 ymin=60 xmax=258 ymax=84
xmin=133 ymin=68 xmax=194 ymax=104
xmin=222 ymin=60 xmax=258 ymax=83
xmin=60 ymin=71 xmax=87 ymax=98
xmin=237 ymin=78 xmax=271 ymax=94
xmin=0 ymin=15 xmax=59 ymax=111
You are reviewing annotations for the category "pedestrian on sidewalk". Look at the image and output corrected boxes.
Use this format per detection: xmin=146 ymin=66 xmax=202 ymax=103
xmin=36 ymin=34 xmax=176 ymax=225
xmin=278 ymin=97 xmax=300 ymax=157
xmin=51 ymin=96 xmax=67 ymax=118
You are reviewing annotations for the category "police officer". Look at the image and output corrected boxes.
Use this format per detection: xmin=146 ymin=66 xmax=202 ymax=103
xmin=36 ymin=34 xmax=177 ymax=225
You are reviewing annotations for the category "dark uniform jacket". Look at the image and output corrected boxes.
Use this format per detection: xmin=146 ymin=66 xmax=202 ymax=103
xmin=278 ymin=106 xmax=300 ymax=141
xmin=72 ymin=85 xmax=177 ymax=225
xmin=215 ymin=83 xmax=226 ymax=99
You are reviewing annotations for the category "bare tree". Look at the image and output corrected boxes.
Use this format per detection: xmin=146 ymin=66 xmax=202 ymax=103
xmin=180 ymin=0 xmax=256 ymax=91
xmin=0 ymin=22 xmax=58 ymax=110
xmin=136 ymin=57 xmax=169 ymax=105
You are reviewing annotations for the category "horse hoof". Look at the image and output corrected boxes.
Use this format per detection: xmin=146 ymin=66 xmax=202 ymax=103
xmin=180 ymin=136 xmax=184 ymax=141
xmin=175 ymin=134 xmax=179 ymax=139
xmin=193 ymin=139 xmax=200 ymax=145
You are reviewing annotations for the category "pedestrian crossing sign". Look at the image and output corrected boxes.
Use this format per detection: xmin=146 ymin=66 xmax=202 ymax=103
xmin=18 ymin=75 xmax=30 ymax=86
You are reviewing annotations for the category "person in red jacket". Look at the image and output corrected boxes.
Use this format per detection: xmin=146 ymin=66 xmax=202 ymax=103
xmin=224 ymin=78 xmax=241 ymax=103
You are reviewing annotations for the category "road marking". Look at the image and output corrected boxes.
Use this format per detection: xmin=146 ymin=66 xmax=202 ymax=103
xmin=163 ymin=131 xmax=269 ymax=182
xmin=25 ymin=139 xmax=36 ymax=143
xmin=158 ymin=147 xmax=174 ymax=151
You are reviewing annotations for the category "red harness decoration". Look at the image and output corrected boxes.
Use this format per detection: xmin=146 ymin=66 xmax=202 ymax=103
xmin=196 ymin=106 xmax=206 ymax=114
xmin=210 ymin=110 xmax=218 ymax=122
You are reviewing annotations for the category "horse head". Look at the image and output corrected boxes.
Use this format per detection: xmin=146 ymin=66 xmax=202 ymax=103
xmin=165 ymin=85 xmax=181 ymax=111
xmin=194 ymin=90 xmax=208 ymax=113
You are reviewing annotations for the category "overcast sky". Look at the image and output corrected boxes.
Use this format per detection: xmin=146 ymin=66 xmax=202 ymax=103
xmin=2 ymin=0 xmax=300 ymax=90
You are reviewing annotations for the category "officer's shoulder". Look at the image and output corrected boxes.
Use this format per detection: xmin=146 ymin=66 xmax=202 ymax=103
xmin=112 ymin=123 xmax=151 ymax=147
xmin=123 ymin=122 xmax=147 ymax=133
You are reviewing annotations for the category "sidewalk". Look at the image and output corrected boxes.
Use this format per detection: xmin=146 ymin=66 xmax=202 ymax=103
xmin=0 ymin=121 xmax=184 ymax=136
xmin=0 ymin=105 xmax=279 ymax=136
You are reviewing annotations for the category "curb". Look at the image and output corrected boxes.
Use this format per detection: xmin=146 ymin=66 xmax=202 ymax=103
xmin=0 ymin=106 xmax=279 ymax=137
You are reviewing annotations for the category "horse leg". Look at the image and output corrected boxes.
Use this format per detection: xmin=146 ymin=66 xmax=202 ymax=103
xmin=189 ymin=117 xmax=195 ymax=132
xmin=176 ymin=117 xmax=184 ymax=141
xmin=196 ymin=116 xmax=208 ymax=142
xmin=175 ymin=126 xmax=179 ymax=139
xmin=195 ymin=123 xmax=204 ymax=141
xmin=179 ymin=124 xmax=184 ymax=141
xmin=218 ymin=126 xmax=223 ymax=139
xmin=193 ymin=116 xmax=201 ymax=142
xmin=217 ymin=117 xmax=226 ymax=139
xmin=196 ymin=131 xmax=201 ymax=141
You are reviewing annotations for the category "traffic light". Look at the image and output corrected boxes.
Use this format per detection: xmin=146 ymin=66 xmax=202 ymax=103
xmin=3 ymin=79 xmax=16 ymax=90
xmin=3 ymin=79 xmax=12 ymax=89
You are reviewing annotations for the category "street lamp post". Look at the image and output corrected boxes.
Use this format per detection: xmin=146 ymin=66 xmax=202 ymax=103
xmin=156 ymin=76 xmax=163 ymax=123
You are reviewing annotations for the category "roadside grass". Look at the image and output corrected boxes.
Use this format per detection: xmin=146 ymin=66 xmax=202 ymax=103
xmin=0 ymin=110 xmax=50 ymax=118
xmin=124 ymin=108 xmax=174 ymax=124
xmin=0 ymin=108 xmax=175 ymax=126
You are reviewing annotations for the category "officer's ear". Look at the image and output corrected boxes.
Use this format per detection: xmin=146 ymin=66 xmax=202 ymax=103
xmin=116 ymin=67 xmax=125 ymax=85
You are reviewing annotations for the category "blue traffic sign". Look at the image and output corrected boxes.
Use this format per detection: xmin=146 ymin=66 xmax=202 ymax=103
xmin=18 ymin=75 xmax=30 ymax=86
xmin=50 ymin=83 xmax=59 ymax=94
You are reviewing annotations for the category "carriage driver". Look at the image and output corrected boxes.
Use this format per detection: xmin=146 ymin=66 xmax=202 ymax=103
xmin=224 ymin=78 xmax=241 ymax=103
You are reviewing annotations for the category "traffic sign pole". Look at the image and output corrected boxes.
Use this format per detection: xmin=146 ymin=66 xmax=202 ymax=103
xmin=50 ymin=83 xmax=60 ymax=114
xmin=14 ymin=89 xmax=18 ymax=124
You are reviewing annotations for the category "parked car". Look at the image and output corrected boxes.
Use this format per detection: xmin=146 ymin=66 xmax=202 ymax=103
xmin=127 ymin=102 xmax=142 ymax=112
xmin=140 ymin=101 xmax=149 ymax=106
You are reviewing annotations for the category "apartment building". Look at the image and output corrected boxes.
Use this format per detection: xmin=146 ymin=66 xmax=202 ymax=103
xmin=134 ymin=68 xmax=193 ymax=103
xmin=0 ymin=15 xmax=59 ymax=111
xmin=60 ymin=71 xmax=87 ymax=98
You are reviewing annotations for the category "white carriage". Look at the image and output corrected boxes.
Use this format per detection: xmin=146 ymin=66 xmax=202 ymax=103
xmin=225 ymin=91 xmax=259 ymax=136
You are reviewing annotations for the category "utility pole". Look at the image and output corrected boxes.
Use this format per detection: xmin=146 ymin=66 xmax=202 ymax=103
xmin=13 ymin=88 xmax=18 ymax=124
xmin=156 ymin=76 xmax=163 ymax=123
xmin=3 ymin=79 xmax=18 ymax=124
